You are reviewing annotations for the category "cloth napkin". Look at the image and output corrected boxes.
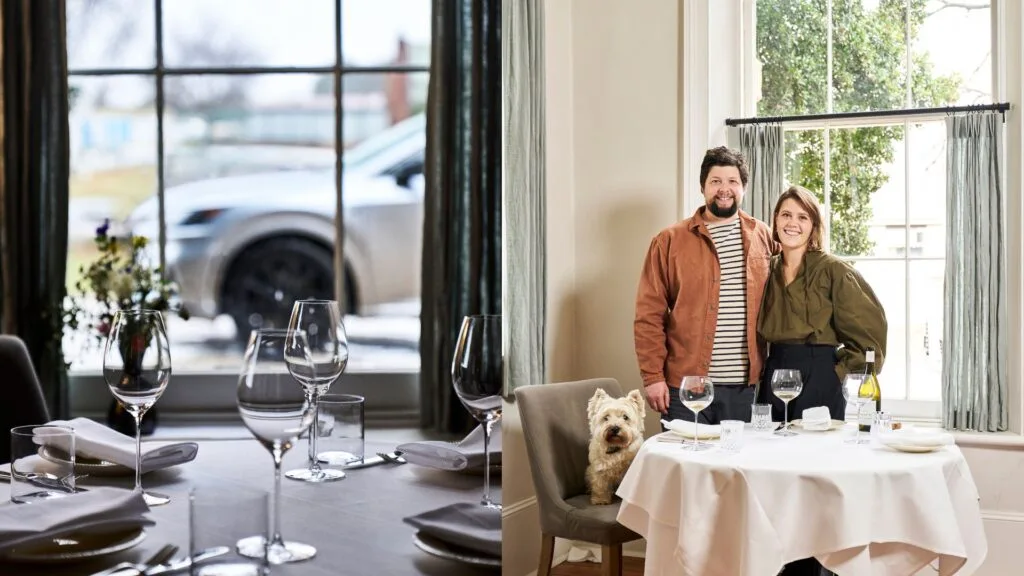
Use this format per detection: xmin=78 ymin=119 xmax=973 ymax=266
xmin=801 ymin=406 xmax=832 ymax=430
xmin=0 ymin=487 xmax=153 ymax=556
xmin=43 ymin=418 xmax=198 ymax=474
xmin=879 ymin=427 xmax=955 ymax=448
xmin=403 ymin=502 xmax=501 ymax=559
xmin=396 ymin=422 xmax=501 ymax=472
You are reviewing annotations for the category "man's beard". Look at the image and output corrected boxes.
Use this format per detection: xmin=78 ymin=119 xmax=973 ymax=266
xmin=707 ymin=197 xmax=739 ymax=218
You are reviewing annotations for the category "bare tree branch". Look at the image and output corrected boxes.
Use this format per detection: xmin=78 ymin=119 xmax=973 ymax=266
xmin=926 ymin=1 xmax=990 ymax=17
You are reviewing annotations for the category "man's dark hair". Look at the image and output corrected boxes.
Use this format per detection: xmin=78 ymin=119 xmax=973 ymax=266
xmin=699 ymin=146 xmax=749 ymax=190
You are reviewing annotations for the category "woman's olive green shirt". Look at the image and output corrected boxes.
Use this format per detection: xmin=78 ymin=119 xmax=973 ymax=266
xmin=756 ymin=250 xmax=888 ymax=380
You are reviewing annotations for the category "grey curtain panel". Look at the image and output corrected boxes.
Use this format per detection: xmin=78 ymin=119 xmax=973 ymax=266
xmin=421 ymin=0 xmax=502 ymax=434
xmin=502 ymin=0 xmax=545 ymax=395
xmin=942 ymin=112 xmax=1007 ymax=432
xmin=728 ymin=124 xmax=784 ymax=222
xmin=0 ymin=0 xmax=70 ymax=419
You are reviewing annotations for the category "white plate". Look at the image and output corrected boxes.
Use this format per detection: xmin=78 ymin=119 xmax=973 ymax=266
xmin=412 ymin=532 xmax=501 ymax=568
xmin=0 ymin=527 xmax=146 ymax=563
xmin=37 ymin=446 xmax=133 ymax=477
xmin=662 ymin=420 xmax=721 ymax=440
xmin=788 ymin=419 xmax=846 ymax=432
xmin=883 ymin=443 xmax=942 ymax=454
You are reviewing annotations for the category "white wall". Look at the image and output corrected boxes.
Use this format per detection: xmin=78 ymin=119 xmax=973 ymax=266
xmin=503 ymin=0 xmax=1024 ymax=574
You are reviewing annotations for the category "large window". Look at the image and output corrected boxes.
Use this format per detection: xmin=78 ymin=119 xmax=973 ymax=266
xmin=65 ymin=1 xmax=430 ymax=376
xmin=754 ymin=0 xmax=994 ymax=403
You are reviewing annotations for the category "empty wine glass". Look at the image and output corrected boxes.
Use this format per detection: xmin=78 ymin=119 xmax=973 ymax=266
xmin=236 ymin=329 xmax=318 ymax=565
xmin=451 ymin=314 xmax=502 ymax=510
xmin=842 ymin=373 xmax=873 ymax=445
xmin=771 ymin=369 xmax=803 ymax=437
xmin=284 ymin=299 xmax=349 ymax=483
xmin=102 ymin=309 xmax=172 ymax=507
xmin=679 ymin=376 xmax=714 ymax=451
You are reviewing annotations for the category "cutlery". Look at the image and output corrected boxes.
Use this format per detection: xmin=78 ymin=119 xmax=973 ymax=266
xmin=342 ymin=455 xmax=387 ymax=469
xmin=378 ymin=451 xmax=407 ymax=464
xmin=90 ymin=543 xmax=178 ymax=576
xmin=0 ymin=470 xmax=89 ymax=493
xmin=138 ymin=545 xmax=231 ymax=575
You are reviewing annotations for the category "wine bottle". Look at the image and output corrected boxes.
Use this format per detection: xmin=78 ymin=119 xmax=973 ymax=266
xmin=857 ymin=347 xmax=880 ymax=432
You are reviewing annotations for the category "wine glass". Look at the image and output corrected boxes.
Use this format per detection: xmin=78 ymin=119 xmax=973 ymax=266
xmin=771 ymin=369 xmax=803 ymax=437
xmin=679 ymin=376 xmax=714 ymax=451
xmin=283 ymin=299 xmax=349 ymax=483
xmin=236 ymin=329 xmax=318 ymax=565
xmin=451 ymin=314 xmax=502 ymax=510
xmin=102 ymin=309 xmax=172 ymax=507
xmin=842 ymin=373 xmax=873 ymax=445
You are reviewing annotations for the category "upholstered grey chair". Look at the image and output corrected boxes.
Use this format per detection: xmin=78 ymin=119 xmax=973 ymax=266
xmin=515 ymin=377 xmax=642 ymax=576
xmin=0 ymin=335 xmax=51 ymax=463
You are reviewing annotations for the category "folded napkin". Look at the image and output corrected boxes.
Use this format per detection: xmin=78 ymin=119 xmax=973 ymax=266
xmin=396 ymin=422 xmax=501 ymax=472
xmin=0 ymin=487 xmax=153 ymax=556
xmin=403 ymin=502 xmax=501 ymax=559
xmin=879 ymin=427 xmax=955 ymax=448
xmin=801 ymin=406 xmax=832 ymax=430
xmin=662 ymin=419 xmax=721 ymax=438
xmin=44 ymin=418 xmax=198 ymax=474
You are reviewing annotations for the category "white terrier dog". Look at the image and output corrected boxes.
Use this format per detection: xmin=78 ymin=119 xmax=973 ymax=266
xmin=585 ymin=388 xmax=646 ymax=505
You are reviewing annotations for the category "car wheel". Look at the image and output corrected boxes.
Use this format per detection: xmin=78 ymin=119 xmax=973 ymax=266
xmin=222 ymin=237 xmax=355 ymax=343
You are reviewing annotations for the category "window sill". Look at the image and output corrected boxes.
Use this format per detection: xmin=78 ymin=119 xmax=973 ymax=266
xmin=951 ymin=430 xmax=1024 ymax=450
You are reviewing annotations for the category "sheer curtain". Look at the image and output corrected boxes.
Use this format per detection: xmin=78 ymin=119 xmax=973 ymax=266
xmin=942 ymin=112 xmax=1007 ymax=432
xmin=502 ymin=0 xmax=545 ymax=394
xmin=728 ymin=123 xmax=784 ymax=222
xmin=0 ymin=0 xmax=70 ymax=419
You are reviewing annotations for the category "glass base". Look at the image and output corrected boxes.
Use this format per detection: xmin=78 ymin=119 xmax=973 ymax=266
xmin=481 ymin=499 xmax=502 ymax=511
xmin=844 ymin=436 xmax=871 ymax=445
xmin=680 ymin=441 xmax=714 ymax=451
xmin=284 ymin=467 xmax=346 ymax=483
xmin=143 ymin=491 xmax=171 ymax=506
xmin=237 ymin=535 xmax=316 ymax=565
xmin=317 ymin=451 xmax=360 ymax=466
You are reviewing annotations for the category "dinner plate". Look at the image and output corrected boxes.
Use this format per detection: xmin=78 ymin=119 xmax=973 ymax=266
xmin=662 ymin=420 xmax=721 ymax=440
xmin=788 ymin=419 xmax=846 ymax=432
xmin=882 ymin=442 xmax=942 ymax=454
xmin=412 ymin=532 xmax=501 ymax=568
xmin=38 ymin=446 xmax=132 ymax=477
xmin=0 ymin=527 xmax=146 ymax=563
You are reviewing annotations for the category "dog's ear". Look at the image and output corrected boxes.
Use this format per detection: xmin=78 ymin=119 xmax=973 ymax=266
xmin=627 ymin=389 xmax=646 ymax=429
xmin=587 ymin=388 xmax=608 ymax=421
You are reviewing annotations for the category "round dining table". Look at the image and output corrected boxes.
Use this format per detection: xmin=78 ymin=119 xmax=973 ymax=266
xmin=0 ymin=438 xmax=501 ymax=576
xmin=615 ymin=425 xmax=986 ymax=576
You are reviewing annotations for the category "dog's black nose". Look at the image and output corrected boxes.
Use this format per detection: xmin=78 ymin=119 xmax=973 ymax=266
xmin=609 ymin=425 xmax=620 ymax=435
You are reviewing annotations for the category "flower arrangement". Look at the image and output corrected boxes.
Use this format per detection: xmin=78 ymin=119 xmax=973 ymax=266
xmin=63 ymin=219 xmax=190 ymax=349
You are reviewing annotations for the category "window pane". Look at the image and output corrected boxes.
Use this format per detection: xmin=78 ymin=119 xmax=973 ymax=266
xmin=851 ymin=260 xmax=907 ymax=400
xmin=162 ymin=0 xmax=337 ymax=68
xmin=831 ymin=0 xmax=908 ymax=114
xmin=755 ymin=0 xmax=827 ymax=116
xmin=908 ymin=260 xmax=944 ymax=401
xmin=339 ymin=72 xmax=428 ymax=371
xmin=66 ymin=76 xmax=157 ymax=369
xmin=907 ymin=121 xmax=946 ymax=258
xmin=829 ymin=126 xmax=905 ymax=257
xmin=67 ymin=0 xmax=155 ymax=70
xmin=342 ymin=1 xmax=432 ymax=67
xmin=915 ymin=1 xmax=991 ymax=106
xmin=783 ymin=129 xmax=824 ymax=197
xmin=135 ymin=74 xmax=337 ymax=373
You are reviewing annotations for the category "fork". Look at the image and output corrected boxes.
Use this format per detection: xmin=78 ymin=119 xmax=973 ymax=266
xmin=377 ymin=451 xmax=407 ymax=464
xmin=90 ymin=543 xmax=179 ymax=576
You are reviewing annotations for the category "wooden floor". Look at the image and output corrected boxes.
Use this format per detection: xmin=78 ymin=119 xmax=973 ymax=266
xmin=550 ymin=557 xmax=646 ymax=576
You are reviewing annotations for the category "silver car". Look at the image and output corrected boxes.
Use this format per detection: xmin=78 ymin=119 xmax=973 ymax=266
xmin=126 ymin=115 xmax=425 ymax=340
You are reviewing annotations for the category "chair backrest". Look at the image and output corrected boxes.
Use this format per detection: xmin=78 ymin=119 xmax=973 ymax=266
xmin=514 ymin=378 xmax=624 ymax=524
xmin=0 ymin=335 xmax=50 ymax=463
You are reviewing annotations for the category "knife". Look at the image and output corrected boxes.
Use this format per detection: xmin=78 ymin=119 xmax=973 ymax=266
xmin=108 ymin=546 xmax=230 ymax=575
xmin=341 ymin=455 xmax=387 ymax=470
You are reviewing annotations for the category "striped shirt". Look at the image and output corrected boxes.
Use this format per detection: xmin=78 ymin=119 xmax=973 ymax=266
xmin=706 ymin=219 xmax=749 ymax=385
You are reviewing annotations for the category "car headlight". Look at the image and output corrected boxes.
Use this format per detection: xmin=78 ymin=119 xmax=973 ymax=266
xmin=180 ymin=209 xmax=225 ymax=226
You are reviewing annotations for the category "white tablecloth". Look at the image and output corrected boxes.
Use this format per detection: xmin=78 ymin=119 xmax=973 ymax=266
xmin=615 ymin=428 xmax=987 ymax=576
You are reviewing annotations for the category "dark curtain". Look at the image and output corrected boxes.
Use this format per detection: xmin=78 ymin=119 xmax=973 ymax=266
xmin=0 ymin=0 xmax=70 ymax=419
xmin=421 ymin=0 xmax=502 ymax=434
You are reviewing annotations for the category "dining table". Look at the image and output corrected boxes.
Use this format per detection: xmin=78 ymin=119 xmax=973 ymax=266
xmin=615 ymin=424 xmax=986 ymax=576
xmin=0 ymin=437 xmax=502 ymax=576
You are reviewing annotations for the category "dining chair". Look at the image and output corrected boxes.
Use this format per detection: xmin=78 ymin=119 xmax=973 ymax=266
xmin=0 ymin=335 xmax=51 ymax=463
xmin=515 ymin=377 xmax=642 ymax=576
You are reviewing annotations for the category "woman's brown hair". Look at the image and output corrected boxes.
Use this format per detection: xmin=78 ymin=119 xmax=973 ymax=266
xmin=771 ymin=185 xmax=824 ymax=252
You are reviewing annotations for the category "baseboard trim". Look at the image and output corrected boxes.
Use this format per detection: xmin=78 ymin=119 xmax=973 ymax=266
xmin=982 ymin=509 xmax=1024 ymax=523
xmin=502 ymin=496 xmax=538 ymax=518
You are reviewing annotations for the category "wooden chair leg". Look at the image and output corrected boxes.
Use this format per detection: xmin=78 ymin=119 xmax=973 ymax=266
xmin=601 ymin=543 xmax=623 ymax=576
xmin=537 ymin=533 xmax=555 ymax=576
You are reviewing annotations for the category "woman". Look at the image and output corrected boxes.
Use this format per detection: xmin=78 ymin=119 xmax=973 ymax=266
xmin=757 ymin=185 xmax=888 ymax=575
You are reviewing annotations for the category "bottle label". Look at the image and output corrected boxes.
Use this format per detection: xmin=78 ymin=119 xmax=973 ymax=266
xmin=865 ymin=350 xmax=875 ymax=363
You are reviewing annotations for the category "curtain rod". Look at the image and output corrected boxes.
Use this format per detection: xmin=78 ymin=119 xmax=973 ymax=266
xmin=724 ymin=102 xmax=1011 ymax=126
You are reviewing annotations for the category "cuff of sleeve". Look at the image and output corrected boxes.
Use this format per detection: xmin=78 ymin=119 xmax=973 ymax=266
xmin=642 ymin=375 xmax=665 ymax=387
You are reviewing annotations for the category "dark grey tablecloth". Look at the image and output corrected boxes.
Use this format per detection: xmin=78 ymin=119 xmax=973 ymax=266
xmin=0 ymin=439 xmax=502 ymax=575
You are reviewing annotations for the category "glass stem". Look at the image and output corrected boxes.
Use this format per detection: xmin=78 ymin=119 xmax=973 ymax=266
xmin=855 ymin=404 xmax=862 ymax=443
xmin=133 ymin=410 xmax=143 ymax=493
xmin=272 ymin=450 xmax=284 ymax=546
xmin=307 ymin=393 xmax=321 ymax=473
xmin=482 ymin=420 xmax=492 ymax=506
xmin=693 ymin=415 xmax=699 ymax=450
xmin=783 ymin=402 xmax=789 ymax=432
